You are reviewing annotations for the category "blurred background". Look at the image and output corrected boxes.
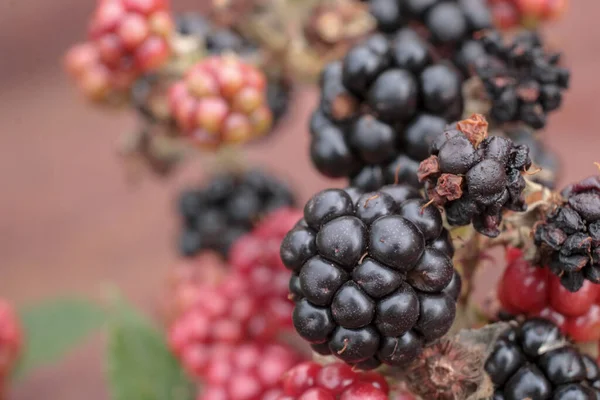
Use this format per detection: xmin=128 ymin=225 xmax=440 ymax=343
xmin=0 ymin=0 xmax=599 ymax=399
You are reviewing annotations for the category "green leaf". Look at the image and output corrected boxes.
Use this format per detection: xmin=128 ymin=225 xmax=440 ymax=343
xmin=106 ymin=301 xmax=194 ymax=400
xmin=16 ymin=297 xmax=106 ymax=379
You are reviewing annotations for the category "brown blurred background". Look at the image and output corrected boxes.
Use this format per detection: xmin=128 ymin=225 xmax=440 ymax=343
xmin=0 ymin=0 xmax=599 ymax=399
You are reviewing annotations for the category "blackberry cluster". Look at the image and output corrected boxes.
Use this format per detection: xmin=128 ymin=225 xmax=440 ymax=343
xmin=178 ymin=169 xmax=295 ymax=258
xmin=535 ymin=176 xmax=600 ymax=292
xmin=311 ymin=31 xmax=466 ymax=191
xmin=418 ymin=114 xmax=532 ymax=237
xmin=485 ymin=318 xmax=600 ymax=400
xmin=473 ymin=30 xmax=570 ymax=129
xmin=280 ymin=185 xmax=460 ymax=369
xmin=507 ymin=128 xmax=560 ymax=189
xmin=367 ymin=0 xmax=492 ymax=43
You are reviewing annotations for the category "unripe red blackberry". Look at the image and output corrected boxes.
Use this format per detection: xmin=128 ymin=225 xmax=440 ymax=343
xmin=229 ymin=208 xmax=304 ymax=329
xmin=281 ymin=185 xmax=459 ymax=369
xmin=277 ymin=361 xmax=390 ymax=399
xmin=418 ymin=114 xmax=532 ymax=238
xmin=65 ymin=0 xmax=173 ymax=102
xmin=198 ymin=342 xmax=302 ymax=400
xmin=168 ymin=56 xmax=273 ymax=149
xmin=485 ymin=318 xmax=600 ymax=399
xmin=0 ymin=299 xmax=22 ymax=389
xmin=168 ymin=273 xmax=282 ymax=378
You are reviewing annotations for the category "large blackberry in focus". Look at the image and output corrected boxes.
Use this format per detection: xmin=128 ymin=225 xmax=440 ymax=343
xmin=280 ymin=185 xmax=460 ymax=369
xmin=178 ymin=169 xmax=295 ymax=258
xmin=535 ymin=176 xmax=600 ymax=292
xmin=471 ymin=30 xmax=570 ymax=129
xmin=418 ymin=114 xmax=532 ymax=237
xmin=485 ymin=318 xmax=600 ymax=400
xmin=311 ymin=31 xmax=466 ymax=191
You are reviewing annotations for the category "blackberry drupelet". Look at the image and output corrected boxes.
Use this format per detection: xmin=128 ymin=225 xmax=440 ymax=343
xmin=311 ymin=30 xmax=466 ymax=191
xmin=367 ymin=0 xmax=491 ymax=41
xmin=178 ymin=169 xmax=295 ymax=258
xmin=471 ymin=30 xmax=570 ymax=129
xmin=535 ymin=175 xmax=600 ymax=292
xmin=418 ymin=114 xmax=532 ymax=237
xmin=485 ymin=318 xmax=600 ymax=400
xmin=280 ymin=185 xmax=460 ymax=369
xmin=507 ymin=128 xmax=560 ymax=189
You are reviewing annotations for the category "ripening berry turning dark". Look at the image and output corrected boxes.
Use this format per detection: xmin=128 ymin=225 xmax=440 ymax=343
xmin=281 ymin=185 xmax=459 ymax=369
xmin=178 ymin=169 xmax=295 ymax=258
xmin=485 ymin=318 xmax=600 ymax=399
xmin=535 ymin=175 xmax=600 ymax=292
xmin=418 ymin=114 xmax=532 ymax=237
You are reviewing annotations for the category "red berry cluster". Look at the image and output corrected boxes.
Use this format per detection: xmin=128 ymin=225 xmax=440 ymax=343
xmin=162 ymin=252 xmax=227 ymax=324
xmin=168 ymin=56 xmax=273 ymax=149
xmin=65 ymin=0 xmax=173 ymax=101
xmin=199 ymin=343 xmax=302 ymax=400
xmin=229 ymin=208 xmax=304 ymax=329
xmin=488 ymin=0 xmax=568 ymax=30
xmin=0 ymin=299 xmax=22 ymax=391
xmin=168 ymin=209 xmax=307 ymax=398
xmin=499 ymin=248 xmax=600 ymax=342
xmin=276 ymin=361 xmax=392 ymax=400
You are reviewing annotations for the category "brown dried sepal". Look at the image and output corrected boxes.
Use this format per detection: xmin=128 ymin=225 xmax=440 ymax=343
xmin=418 ymin=155 xmax=441 ymax=182
xmin=456 ymin=113 xmax=489 ymax=148
xmin=428 ymin=174 xmax=464 ymax=206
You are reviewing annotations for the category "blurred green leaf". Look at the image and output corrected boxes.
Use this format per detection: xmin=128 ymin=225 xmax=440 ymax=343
xmin=107 ymin=301 xmax=194 ymax=400
xmin=16 ymin=297 xmax=106 ymax=379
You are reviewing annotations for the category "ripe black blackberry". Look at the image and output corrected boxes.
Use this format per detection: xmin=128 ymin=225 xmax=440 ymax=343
xmin=507 ymin=128 xmax=560 ymax=189
xmin=367 ymin=0 xmax=492 ymax=43
xmin=485 ymin=318 xmax=600 ymax=400
xmin=471 ymin=30 xmax=570 ymax=130
xmin=178 ymin=169 xmax=295 ymax=258
xmin=311 ymin=31 xmax=466 ymax=191
xmin=534 ymin=175 xmax=600 ymax=292
xmin=280 ymin=185 xmax=459 ymax=369
xmin=418 ymin=114 xmax=532 ymax=238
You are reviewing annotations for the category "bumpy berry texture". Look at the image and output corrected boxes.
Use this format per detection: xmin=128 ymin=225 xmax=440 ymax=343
xmin=498 ymin=248 xmax=600 ymax=343
xmin=163 ymin=252 xmax=227 ymax=324
xmin=488 ymin=0 xmax=569 ymax=30
xmin=281 ymin=185 xmax=459 ymax=368
xmin=168 ymin=56 xmax=273 ymax=149
xmin=198 ymin=342 xmax=302 ymax=400
xmin=169 ymin=272 xmax=288 ymax=378
xmin=229 ymin=208 xmax=304 ymax=330
xmin=65 ymin=0 xmax=173 ymax=102
xmin=0 ymin=299 xmax=22 ymax=389
xmin=507 ymin=128 xmax=560 ymax=189
xmin=485 ymin=318 xmax=600 ymax=400
xmin=311 ymin=30 xmax=467 ymax=191
xmin=175 ymin=13 xmax=290 ymax=127
xmin=178 ymin=169 xmax=295 ymax=258
xmin=276 ymin=361 xmax=391 ymax=399
xmin=535 ymin=175 xmax=600 ymax=292
xmin=472 ymin=30 xmax=570 ymax=129
xmin=418 ymin=114 xmax=532 ymax=237
xmin=367 ymin=0 xmax=492 ymax=41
